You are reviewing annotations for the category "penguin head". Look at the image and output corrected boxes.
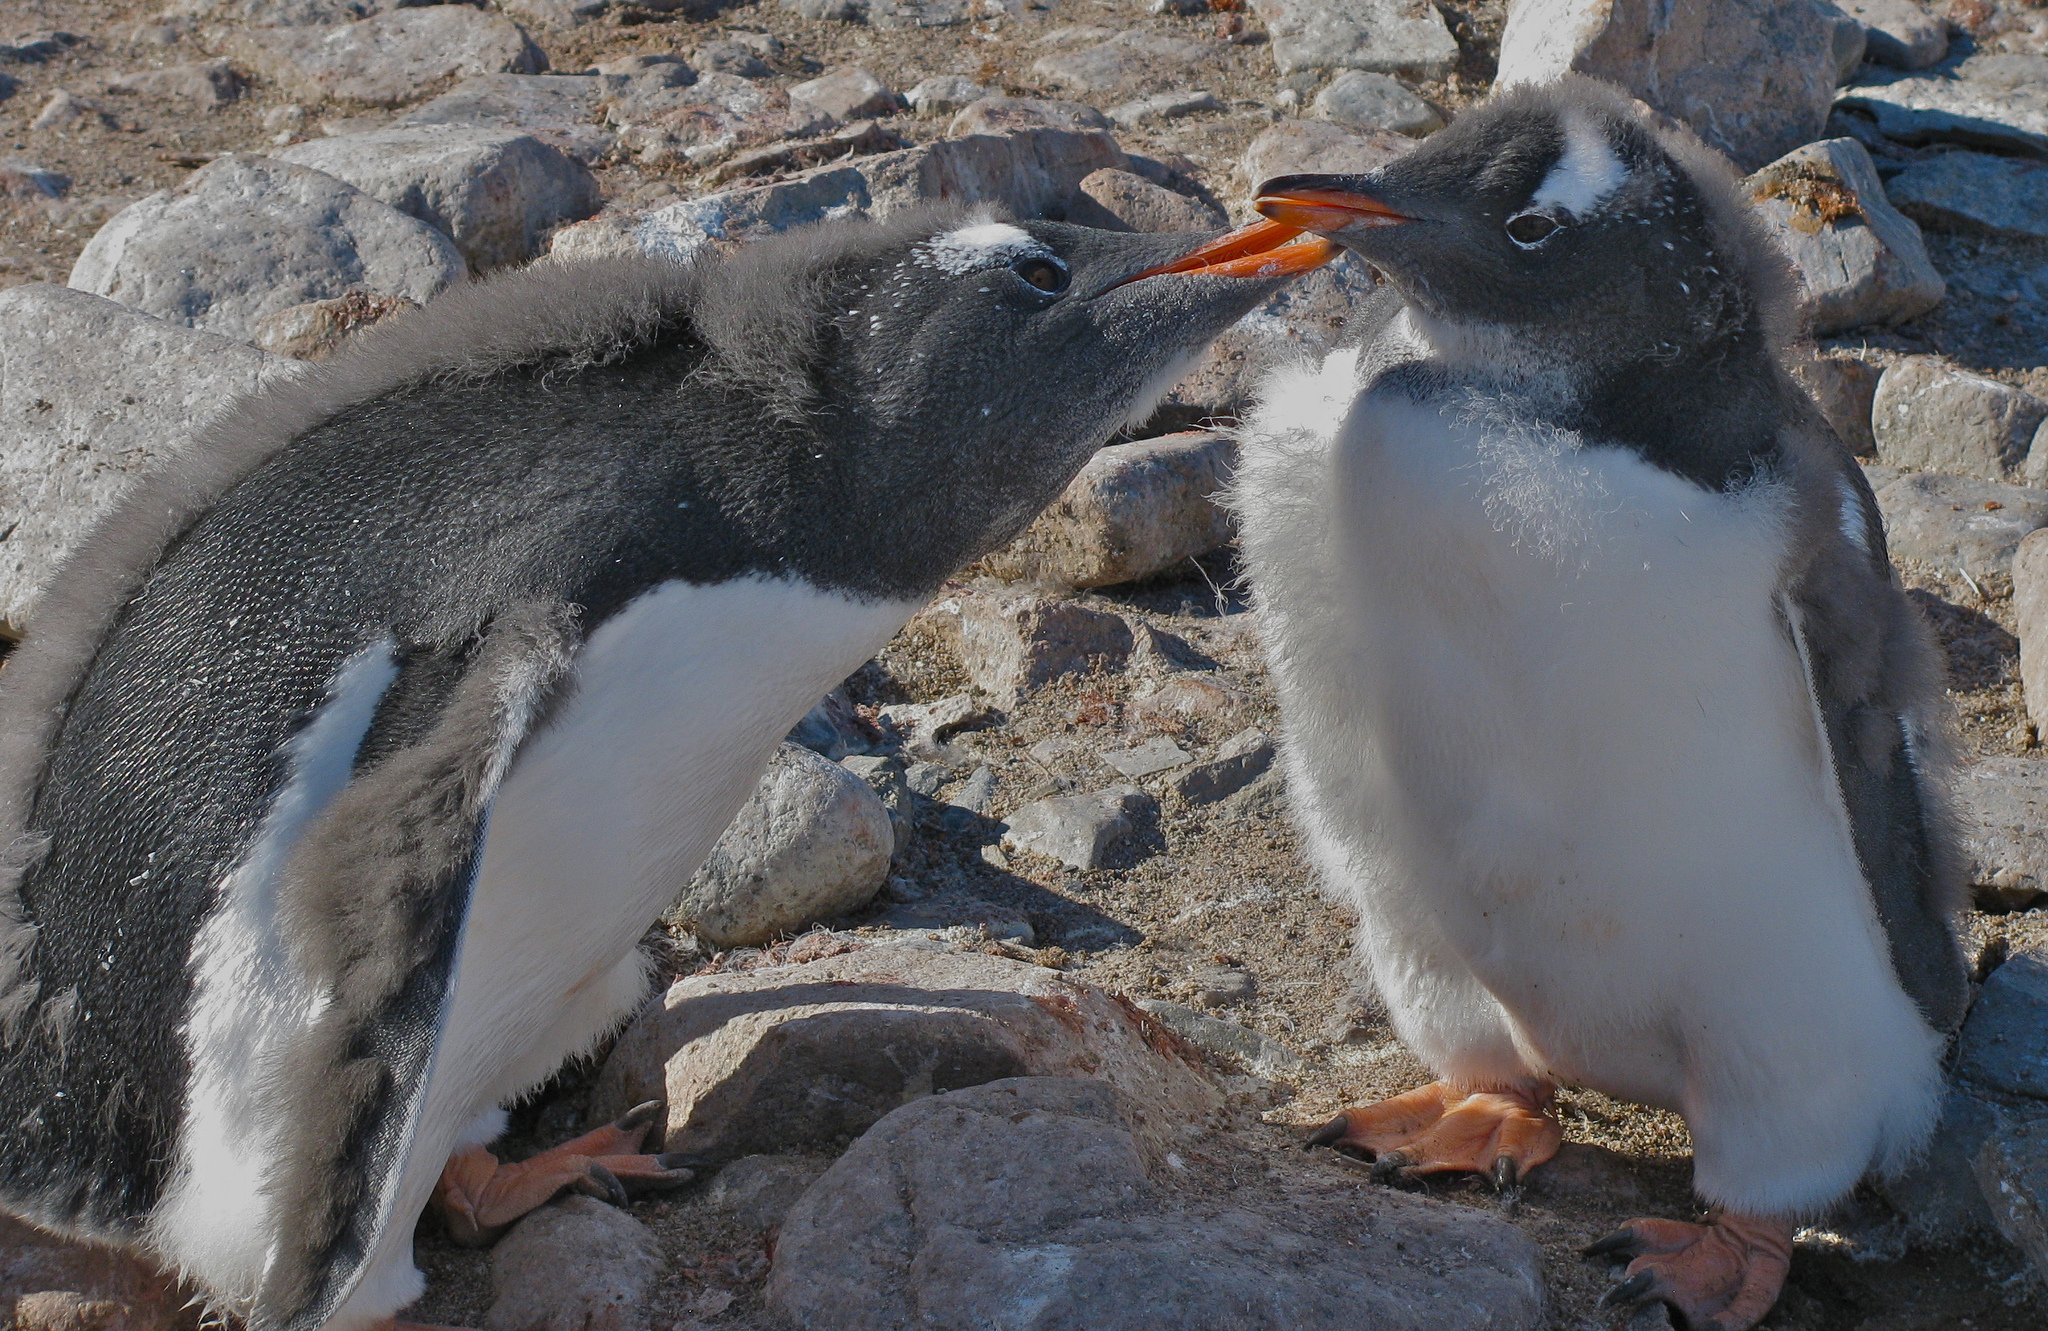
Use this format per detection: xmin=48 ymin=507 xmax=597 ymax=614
xmin=1252 ymin=77 xmax=1795 ymax=373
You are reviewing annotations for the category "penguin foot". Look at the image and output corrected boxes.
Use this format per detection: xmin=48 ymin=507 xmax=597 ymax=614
xmin=1303 ymin=1081 xmax=1561 ymax=1198
xmin=1584 ymin=1211 xmax=1793 ymax=1331
xmin=431 ymin=1100 xmax=703 ymax=1246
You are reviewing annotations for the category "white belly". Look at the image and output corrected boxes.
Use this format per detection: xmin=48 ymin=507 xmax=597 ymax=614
xmin=1236 ymin=346 xmax=1943 ymax=1214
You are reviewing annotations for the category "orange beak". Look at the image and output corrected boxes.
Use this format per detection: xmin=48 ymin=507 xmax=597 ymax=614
xmin=1113 ymin=218 xmax=1342 ymax=288
xmin=1253 ymin=187 xmax=1415 ymax=233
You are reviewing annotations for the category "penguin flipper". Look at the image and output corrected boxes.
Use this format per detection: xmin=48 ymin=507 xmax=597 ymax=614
xmin=253 ymin=601 xmax=583 ymax=1331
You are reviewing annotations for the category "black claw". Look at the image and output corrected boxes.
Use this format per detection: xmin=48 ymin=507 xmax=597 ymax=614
xmin=656 ymin=1152 xmax=716 ymax=1172
xmin=1304 ymin=1115 xmax=1350 ymax=1150
xmin=1490 ymin=1155 xmax=1518 ymax=1192
xmin=1582 ymin=1228 xmax=1640 ymax=1261
xmin=584 ymin=1161 xmax=629 ymax=1208
xmin=1597 ymin=1271 xmax=1657 ymax=1311
xmin=615 ymin=1100 xmax=663 ymax=1131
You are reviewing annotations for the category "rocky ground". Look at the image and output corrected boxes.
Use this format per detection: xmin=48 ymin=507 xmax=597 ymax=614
xmin=6 ymin=0 xmax=2048 ymax=1328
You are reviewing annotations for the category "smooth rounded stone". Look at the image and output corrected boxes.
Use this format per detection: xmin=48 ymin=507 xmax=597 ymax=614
xmin=1497 ymin=0 xmax=1845 ymax=169
xmin=768 ymin=1077 xmax=1545 ymax=1331
xmin=1957 ymin=948 xmax=2048 ymax=1098
xmin=980 ymin=431 xmax=1233 ymax=589
xmin=700 ymin=1154 xmax=831 ymax=1232
xmin=789 ymin=65 xmax=896 ymax=121
xmin=393 ymin=74 xmax=610 ymax=164
xmin=1873 ymin=357 xmax=2048 ymax=481
xmin=484 ymin=1197 xmax=664 ymax=1331
xmin=949 ymin=95 xmax=1110 ymax=134
xmin=1241 ymin=118 xmax=1411 ymax=190
xmin=953 ymin=593 xmax=1135 ymax=700
xmin=0 ymin=1215 xmax=197 ymax=1331
xmin=668 ymin=742 xmax=893 ymax=949
xmin=69 ymin=154 xmax=464 ymax=344
xmin=1837 ymin=0 xmax=1947 ymax=68
xmin=1001 ymin=785 xmax=1155 ymax=871
xmin=0 ymin=286 xmax=293 ymax=632
xmin=1834 ymin=53 xmax=2048 ymax=159
xmin=1312 ymin=69 xmax=1442 ymax=136
xmin=1874 ymin=472 xmax=2048 ymax=578
xmin=105 ymin=60 xmax=242 ymax=108
xmin=2015 ymin=528 xmax=2048 ymax=730
xmin=1249 ymin=0 xmax=1460 ymax=78
xmin=907 ymin=74 xmax=986 ymax=113
xmin=1974 ymin=1114 xmax=2048 ymax=1281
xmin=224 ymin=7 xmax=547 ymax=109
xmin=1874 ymin=1085 xmax=2001 ymax=1240
xmin=1955 ymin=757 xmax=2048 ymax=910
xmin=1171 ymin=728 xmax=1276 ymax=805
xmin=1134 ymin=999 xmax=1300 ymax=1075
xmin=1886 ymin=151 xmax=2048 ymax=243
xmin=1107 ymin=90 xmax=1223 ymax=129
xmin=278 ymin=126 xmax=598 ymax=271
xmin=1745 ymin=138 xmax=1944 ymax=333
xmin=1031 ymin=31 xmax=1215 ymax=99
xmin=590 ymin=940 xmax=1223 ymax=1160
xmin=251 ymin=289 xmax=416 ymax=360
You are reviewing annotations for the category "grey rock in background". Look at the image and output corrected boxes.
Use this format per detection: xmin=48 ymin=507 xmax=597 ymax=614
xmin=162 ymin=0 xmax=374 ymax=21
xmin=1135 ymin=999 xmax=1301 ymax=1076
xmin=694 ymin=40 xmax=773 ymax=80
xmin=280 ymin=126 xmax=599 ymax=270
xmin=1792 ymin=352 xmax=1882 ymax=454
xmin=950 ymin=95 xmax=1110 ymax=135
xmin=1497 ymin=0 xmax=1845 ymax=169
xmin=224 ymin=7 xmax=547 ymax=109
xmin=980 ymin=432 xmax=1235 ymax=590
xmin=841 ymin=754 xmax=915 ymax=852
xmin=906 ymin=75 xmax=986 ymax=114
xmin=789 ymin=65 xmax=896 ymax=121
xmin=69 ymin=154 xmax=464 ymax=344
xmin=781 ymin=0 xmax=986 ymax=29
xmin=1873 ymin=357 xmax=2047 ymax=481
xmin=2013 ymin=528 xmax=2048 ymax=729
xmin=1031 ymin=31 xmax=1215 ymax=99
xmin=1313 ymin=70 xmax=1442 ymax=137
xmin=1874 ymin=472 xmax=2048 ymax=578
xmin=484 ymin=1197 xmax=664 ymax=1331
xmin=953 ymin=593 xmax=1135 ymax=699
xmin=1173 ymin=728 xmax=1276 ymax=804
xmin=1836 ymin=0 xmax=1948 ymax=69
xmin=1957 ymin=950 xmax=2048 ymax=1098
xmin=1242 ymin=119 xmax=1410 ymax=189
xmin=1746 ymin=138 xmax=1943 ymax=333
xmin=1886 ymin=152 xmax=2048 ymax=243
xmin=768 ymin=1077 xmax=1545 ymax=1330
xmin=106 ymin=60 xmax=243 ymax=109
xmin=669 ymin=742 xmax=894 ymax=948
xmin=1975 ymin=1116 xmax=2048 ymax=1281
xmin=1251 ymin=0 xmax=1461 ymax=80
xmin=0 ymin=160 xmax=69 ymax=200
xmin=0 ymin=285 xmax=295 ymax=633
xmin=1107 ymin=90 xmax=1223 ymax=129
xmin=1066 ymin=167 xmax=1225 ymax=232
xmin=1002 ymin=785 xmax=1155 ymax=870
xmin=1835 ymin=53 xmax=2048 ymax=159
xmin=699 ymin=1154 xmax=830 ymax=1233
xmin=1100 ymin=737 xmax=1192 ymax=780
xmin=1954 ymin=757 xmax=2048 ymax=910
xmin=393 ymin=75 xmax=612 ymax=164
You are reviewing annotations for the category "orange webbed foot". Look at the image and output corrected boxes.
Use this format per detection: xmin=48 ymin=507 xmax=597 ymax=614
xmin=1585 ymin=1211 xmax=1793 ymax=1331
xmin=1303 ymin=1080 xmax=1562 ymax=1209
xmin=431 ymin=1101 xmax=707 ymax=1246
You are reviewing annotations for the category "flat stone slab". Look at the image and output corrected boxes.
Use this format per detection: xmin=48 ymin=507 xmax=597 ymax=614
xmin=1836 ymin=53 xmax=2048 ymax=158
xmin=393 ymin=74 xmax=612 ymax=164
xmin=768 ymin=1077 xmax=1546 ymax=1330
xmin=1872 ymin=356 xmax=2046 ymax=482
xmin=1030 ymin=31 xmax=1215 ymax=99
xmin=1251 ymin=0 xmax=1460 ymax=79
xmin=1873 ymin=472 xmax=2048 ymax=577
xmin=1836 ymin=0 xmax=1948 ymax=69
xmin=1002 ymin=785 xmax=1156 ymax=870
xmin=1886 ymin=150 xmax=2048 ymax=242
xmin=225 ymin=7 xmax=547 ymax=108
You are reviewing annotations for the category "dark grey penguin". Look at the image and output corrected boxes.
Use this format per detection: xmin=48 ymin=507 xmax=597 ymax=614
xmin=0 ymin=208 xmax=1336 ymax=1331
xmin=1233 ymin=78 xmax=1967 ymax=1331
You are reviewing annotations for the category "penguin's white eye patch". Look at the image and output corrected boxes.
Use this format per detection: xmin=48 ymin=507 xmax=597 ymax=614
xmin=1505 ymin=212 xmax=1562 ymax=247
xmin=917 ymin=222 xmax=1042 ymax=275
xmin=1529 ymin=113 xmax=1626 ymax=220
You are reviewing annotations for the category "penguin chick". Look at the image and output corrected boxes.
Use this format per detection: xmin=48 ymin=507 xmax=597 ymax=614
xmin=1237 ymin=78 xmax=1967 ymax=1331
xmin=0 ymin=209 xmax=1336 ymax=1331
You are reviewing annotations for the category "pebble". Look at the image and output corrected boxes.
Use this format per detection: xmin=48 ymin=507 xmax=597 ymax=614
xmin=1 ymin=31 xmax=81 ymax=63
xmin=1886 ymin=150 xmax=2048 ymax=243
xmin=0 ymin=159 xmax=68 ymax=199
xmin=30 ymin=90 xmax=112 ymax=132
xmin=1745 ymin=137 xmax=1944 ymax=334
xmin=781 ymin=0 xmax=987 ymax=28
xmin=1873 ymin=471 xmax=2048 ymax=578
xmin=1872 ymin=357 xmax=2047 ymax=482
xmin=172 ymin=0 xmax=371 ymax=22
xmin=948 ymin=95 xmax=1110 ymax=134
xmin=1001 ymin=785 xmax=1156 ymax=870
xmin=106 ymin=60 xmax=242 ymax=109
xmin=667 ymin=742 xmax=894 ymax=949
xmin=841 ymin=754 xmax=916 ymax=851
xmin=906 ymin=74 xmax=986 ymax=114
xmin=789 ymin=66 xmax=896 ymax=122
xmin=1250 ymin=0 xmax=1461 ymax=80
xmin=1956 ymin=758 xmax=2048 ymax=910
xmin=1837 ymin=0 xmax=1949 ymax=69
xmin=789 ymin=686 xmax=875 ymax=761
xmin=1099 ymin=736 xmax=1193 ymax=780
xmin=484 ymin=1196 xmax=664 ymax=1331
xmin=693 ymin=40 xmax=773 ymax=79
xmin=1030 ymin=31 xmax=1215 ymax=99
xmin=224 ymin=7 xmax=547 ymax=109
xmin=1106 ymin=90 xmax=1223 ymax=128
xmin=1065 ymin=168 xmax=1226 ymax=232
xmin=1313 ymin=70 xmax=1443 ymax=136
xmin=1128 ymin=676 xmax=1256 ymax=730
xmin=1956 ymin=948 xmax=2048 ymax=1097
xmin=1172 ymin=728 xmax=1276 ymax=804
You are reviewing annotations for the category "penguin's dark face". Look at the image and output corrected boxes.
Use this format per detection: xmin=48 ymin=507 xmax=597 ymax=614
xmin=1253 ymin=82 xmax=1758 ymax=372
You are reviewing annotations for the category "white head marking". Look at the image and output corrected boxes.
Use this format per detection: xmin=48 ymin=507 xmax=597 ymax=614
xmin=1529 ymin=113 xmax=1627 ymax=220
xmin=916 ymin=222 xmax=1041 ymax=275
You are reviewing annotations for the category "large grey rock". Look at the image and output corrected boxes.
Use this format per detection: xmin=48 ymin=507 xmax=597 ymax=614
xmin=1835 ymin=54 xmax=2048 ymax=158
xmin=1837 ymin=0 xmax=1947 ymax=69
xmin=69 ymin=154 xmax=464 ymax=344
xmin=0 ymin=286 xmax=294 ymax=631
xmin=392 ymin=74 xmax=611 ymax=164
xmin=1873 ymin=357 xmax=2048 ymax=481
xmin=2014 ymin=528 xmax=2048 ymax=729
xmin=591 ymin=940 xmax=1223 ymax=1160
xmin=768 ymin=1077 xmax=1547 ymax=1330
xmin=980 ymin=432 xmax=1234 ymax=591
xmin=789 ymin=66 xmax=895 ymax=121
xmin=1250 ymin=0 xmax=1460 ymax=79
xmin=1975 ymin=1115 xmax=2048 ymax=1281
xmin=953 ymin=593 xmax=1135 ymax=700
xmin=1031 ymin=31 xmax=1215 ymax=99
xmin=1875 ymin=1085 xmax=2002 ymax=1239
xmin=1313 ymin=70 xmax=1443 ymax=137
xmin=1885 ymin=151 xmax=2048 ymax=243
xmin=1496 ymin=0 xmax=1848 ymax=169
xmin=1066 ymin=168 xmax=1225 ymax=233
xmin=668 ymin=743 xmax=893 ymax=949
xmin=1002 ymin=786 xmax=1155 ymax=871
xmin=225 ymin=7 xmax=546 ymax=109
xmin=1954 ymin=757 xmax=2048 ymax=910
xmin=484 ymin=1197 xmax=664 ymax=1331
xmin=1956 ymin=949 xmax=2048 ymax=1099
xmin=278 ymin=127 xmax=598 ymax=271
xmin=1241 ymin=119 xmax=1410 ymax=191
xmin=1746 ymin=138 xmax=1944 ymax=333
xmin=1873 ymin=472 xmax=2048 ymax=577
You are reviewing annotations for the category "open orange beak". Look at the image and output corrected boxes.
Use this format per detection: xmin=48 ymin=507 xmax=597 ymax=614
xmin=1112 ymin=218 xmax=1342 ymax=288
xmin=1253 ymin=187 xmax=1415 ymax=233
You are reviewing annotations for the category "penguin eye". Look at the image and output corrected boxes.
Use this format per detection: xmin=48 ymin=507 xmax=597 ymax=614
xmin=1506 ymin=212 xmax=1563 ymax=248
xmin=1011 ymin=256 xmax=1070 ymax=294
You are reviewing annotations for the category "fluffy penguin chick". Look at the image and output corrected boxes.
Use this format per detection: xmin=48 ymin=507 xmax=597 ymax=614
xmin=0 ymin=210 xmax=1334 ymax=1331
xmin=1237 ymin=78 xmax=1968 ymax=1331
